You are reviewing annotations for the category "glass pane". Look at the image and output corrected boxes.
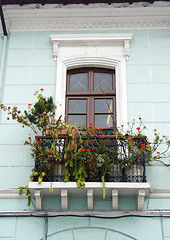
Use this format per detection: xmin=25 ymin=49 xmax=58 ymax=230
xmin=69 ymin=72 xmax=88 ymax=91
xmin=69 ymin=99 xmax=87 ymax=113
xmin=95 ymin=114 xmax=113 ymax=128
xmin=68 ymin=115 xmax=86 ymax=127
xmin=95 ymin=99 xmax=113 ymax=113
xmin=94 ymin=72 xmax=112 ymax=91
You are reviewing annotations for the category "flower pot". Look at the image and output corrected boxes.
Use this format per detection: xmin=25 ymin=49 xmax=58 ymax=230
xmin=50 ymin=162 xmax=65 ymax=182
xmin=45 ymin=128 xmax=67 ymax=136
xmin=126 ymin=164 xmax=144 ymax=182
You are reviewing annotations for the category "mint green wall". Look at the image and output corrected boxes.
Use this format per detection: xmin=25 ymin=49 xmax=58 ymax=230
xmin=0 ymin=30 xmax=170 ymax=239
xmin=1 ymin=30 xmax=170 ymax=189
xmin=126 ymin=29 xmax=170 ymax=191
xmin=1 ymin=215 xmax=170 ymax=240
xmin=0 ymin=32 xmax=57 ymax=189
xmin=0 ymin=34 xmax=3 ymax=66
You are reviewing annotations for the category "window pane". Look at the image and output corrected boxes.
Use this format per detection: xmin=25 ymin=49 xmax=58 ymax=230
xmin=95 ymin=99 xmax=113 ymax=113
xmin=69 ymin=99 xmax=87 ymax=113
xmin=94 ymin=72 xmax=112 ymax=91
xmin=95 ymin=114 xmax=113 ymax=128
xmin=68 ymin=115 xmax=86 ymax=127
xmin=69 ymin=72 xmax=88 ymax=91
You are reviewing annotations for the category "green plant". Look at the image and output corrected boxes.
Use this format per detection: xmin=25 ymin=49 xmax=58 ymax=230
xmin=1 ymin=90 xmax=170 ymax=204
xmin=0 ymin=89 xmax=67 ymax=204
xmin=118 ymin=117 xmax=170 ymax=166
xmin=64 ymin=124 xmax=114 ymax=195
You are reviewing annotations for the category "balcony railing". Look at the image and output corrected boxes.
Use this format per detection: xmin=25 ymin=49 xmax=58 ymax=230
xmin=33 ymin=134 xmax=147 ymax=183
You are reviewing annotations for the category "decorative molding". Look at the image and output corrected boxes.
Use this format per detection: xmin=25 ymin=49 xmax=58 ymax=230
xmin=87 ymin=189 xmax=94 ymax=210
xmin=50 ymin=33 xmax=132 ymax=128
xmin=149 ymin=189 xmax=170 ymax=198
xmin=34 ymin=190 xmax=43 ymax=210
xmin=61 ymin=189 xmax=68 ymax=210
xmin=112 ymin=189 xmax=118 ymax=210
xmin=2 ymin=6 xmax=170 ymax=31
xmin=3 ymin=186 xmax=170 ymax=212
xmin=50 ymin=34 xmax=132 ymax=61
xmin=3 ymin=188 xmax=170 ymax=199
xmin=28 ymin=182 xmax=150 ymax=210
xmin=137 ymin=189 xmax=145 ymax=211
xmin=0 ymin=189 xmax=27 ymax=198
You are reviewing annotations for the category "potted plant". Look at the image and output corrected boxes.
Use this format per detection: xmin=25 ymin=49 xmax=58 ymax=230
xmin=1 ymin=90 xmax=170 ymax=203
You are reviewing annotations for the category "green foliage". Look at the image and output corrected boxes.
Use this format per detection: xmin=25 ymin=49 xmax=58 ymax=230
xmin=18 ymin=186 xmax=24 ymax=195
xmin=64 ymin=125 xmax=114 ymax=191
xmin=24 ymin=95 xmax=55 ymax=125
xmin=27 ymin=196 xmax=31 ymax=206
xmin=1 ymin=89 xmax=170 ymax=203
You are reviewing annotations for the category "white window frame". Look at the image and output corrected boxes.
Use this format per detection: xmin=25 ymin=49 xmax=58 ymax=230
xmin=50 ymin=33 xmax=133 ymax=128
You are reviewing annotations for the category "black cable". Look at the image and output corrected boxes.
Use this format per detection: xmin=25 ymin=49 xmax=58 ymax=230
xmin=1 ymin=211 xmax=170 ymax=218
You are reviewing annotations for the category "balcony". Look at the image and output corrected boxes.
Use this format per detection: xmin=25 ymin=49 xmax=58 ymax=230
xmin=29 ymin=134 xmax=150 ymax=211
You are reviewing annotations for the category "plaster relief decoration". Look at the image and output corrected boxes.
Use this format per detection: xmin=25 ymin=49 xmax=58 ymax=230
xmin=2 ymin=5 xmax=170 ymax=32
xmin=50 ymin=33 xmax=133 ymax=128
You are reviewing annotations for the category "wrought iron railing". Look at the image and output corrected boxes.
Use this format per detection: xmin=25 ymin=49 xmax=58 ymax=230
xmin=33 ymin=134 xmax=147 ymax=183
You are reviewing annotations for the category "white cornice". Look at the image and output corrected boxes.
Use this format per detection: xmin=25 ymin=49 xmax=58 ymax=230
xmin=1 ymin=5 xmax=170 ymax=32
xmin=50 ymin=33 xmax=133 ymax=60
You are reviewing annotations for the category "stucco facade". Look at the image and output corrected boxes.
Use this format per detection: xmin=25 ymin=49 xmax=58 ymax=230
xmin=0 ymin=3 xmax=170 ymax=239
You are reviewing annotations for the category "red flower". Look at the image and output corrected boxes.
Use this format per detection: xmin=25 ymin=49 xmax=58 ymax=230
xmin=133 ymin=119 xmax=135 ymax=121
xmin=39 ymin=141 xmax=42 ymax=144
xmin=50 ymin=163 xmax=54 ymax=166
xmin=154 ymin=129 xmax=157 ymax=132
xmin=86 ymin=149 xmax=91 ymax=152
xmin=28 ymin=137 xmax=31 ymax=140
xmin=72 ymin=143 xmax=76 ymax=146
xmin=136 ymin=127 xmax=140 ymax=130
xmin=140 ymin=144 xmax=145 ymax=149
xmin=90 ymin=123 xmax=93 ymax=125
xmin=7 ymin=117 xmax=10 ymax=120
xmin=18 ymin=110 xmax=21 ymax=114
xmin=157 ymin=152 xmax=160 ymax=154
xmin=48 ymin=152 xmax=52 ymax=155
xmin=91 ymin=132 xmax=95 ymax=134
xmin=83 ymin=130 xmax=86 ymax=133
xmin=35 ymin=138 xmax=38 ymax=141
xmin=80 ymin=149 xmax=85 ymax=152
xmin=100 ymin=136 xmax=104 ymax=138
xmin=88 ymin=129 xmax=91 ymax=132
xmin=28 ymin=104 xmax=32 ymax=108
xmin=8 ymin=106 xmax=11 ymax=110
xmin=94 ymin=127 xmax=97 ymax=130
xmin=163 ymin=135 xmax=166 ymax=138
xmin=40 ymin=88 xmax=44 ymax=91
xmin=128 ymin=139 xmax=133 ymax=143
xmin=99 ymin=128 xmax=103 ymax=130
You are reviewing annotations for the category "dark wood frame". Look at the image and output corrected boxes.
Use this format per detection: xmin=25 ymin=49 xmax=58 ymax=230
xmin=66 ymin=67 xmax=116 ymax=129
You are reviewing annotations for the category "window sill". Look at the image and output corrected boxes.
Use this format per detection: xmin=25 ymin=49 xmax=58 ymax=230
xmin=29 ymin=182 xmax=150 ymax=211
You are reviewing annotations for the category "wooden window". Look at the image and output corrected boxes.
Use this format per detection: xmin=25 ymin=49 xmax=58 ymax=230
xmin=66 ymin=68 xmax=116 ymax=130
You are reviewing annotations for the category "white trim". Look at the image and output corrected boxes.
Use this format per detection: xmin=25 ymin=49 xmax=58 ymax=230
xmin=28 ymin=182 xmax=150 ymax=210
xmin=50 ymin=33 xmax=132 ymax=128
xmin=3 ymin=188 xmax=170 ymax=199
xmin=2 ymin=6 xmax=170 ymax=32
xmin=0 ymin=189 xmax=27 ymax=199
